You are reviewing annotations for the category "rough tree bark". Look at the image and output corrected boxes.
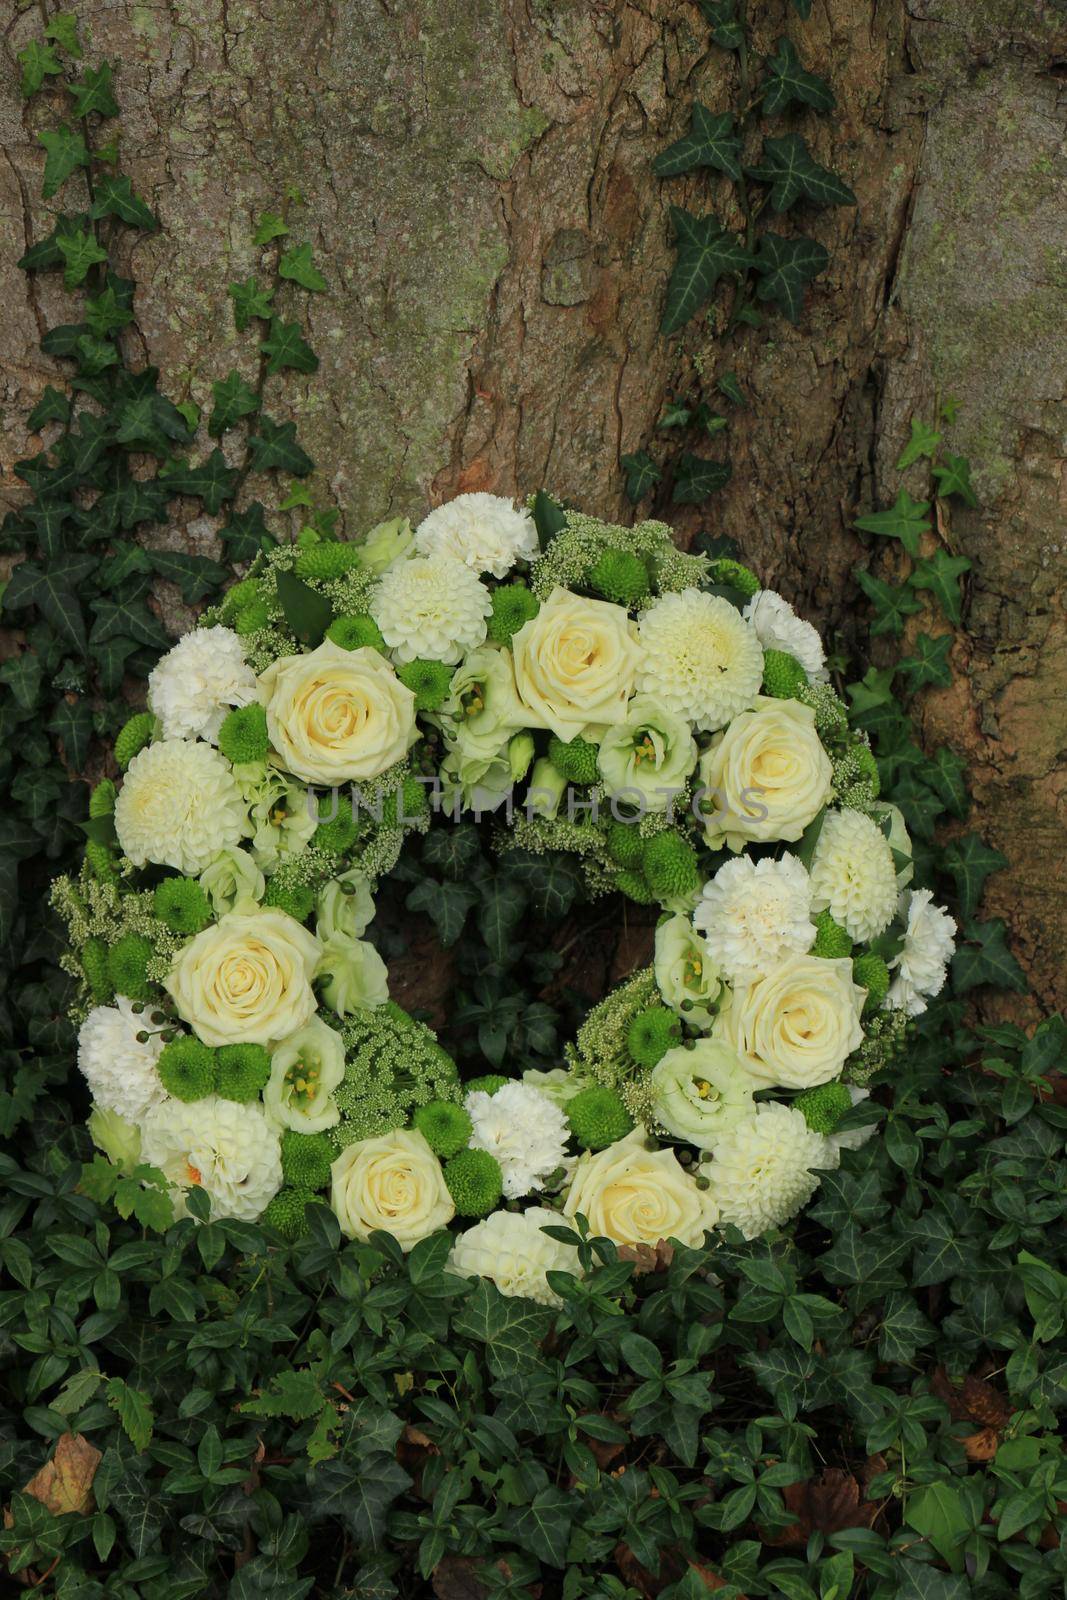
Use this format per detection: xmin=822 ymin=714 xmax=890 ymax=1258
xmin=2 ymin=0 xmax=1065 ymax=1006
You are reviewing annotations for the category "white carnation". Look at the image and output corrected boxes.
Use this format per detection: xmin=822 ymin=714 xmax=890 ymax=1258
xmin=115 ymin=739 xmax=248 ymax=875
xmin=699 ymin=1102 xmax=837 ymax=1239
xmin=140 ymin=1095 xmax=282 ymax=1222
xmin=148 ymin=626 xmax=257 ymax=743
xmin=694 ymin=854 xmax=815 ymax=983
xmin=887 ymin=888 xmax=957 ymax=1016
xmin=77 ymin=998 xmax=166 ymax=1123
xmin=414 ymin=493 xmax=538 ymax=578
xmin=448 ymin=1207 xmax=580 ymax=1307
xmin=370 ymin=554 xmax=492 ymax=663
xmin=809 ymin=808 xmax=898 ymax=942
xmin=465 ymin=1082 xmax=570 ymax=1199
xmin=743 ymin=590 xmax=828 ymax=683
xmin=637 ymin=589 xmax=764 ymax=732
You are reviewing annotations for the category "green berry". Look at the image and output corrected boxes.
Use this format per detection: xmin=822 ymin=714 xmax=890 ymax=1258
xmin=586 ymin=549 xmax=650 ymax=608
xmin=811 ymin=909 xmax=852 ymax=960
xmin=464 ymin=1075 xmax=508 ymax=1097
xmin=854 ymin=744 xmax=881 ymax=797
xmin=89 ymin=779 xmax=116 ymax=818
xmin=708 ymin=558 xmax=760 ymax=599
xmin=154 ymin=877 xmax=213 ymax=936
xmin=157 ymin=1036 xmax=217 ymax=1103
xmin=413 ymin=1101 xmax=473 ymax=1159
xmin=107 ymin=933 xmax=154 ymax=1001
xmin=761 ymin=649 xmax=808 ymax=700
xmin=218 ymin=702 xmax=269 ymax=765
xmin=82 ymin=937 xmax=114 ymax=1005
xmin=641 ymin=832 xmax=699 ymax=900
xmin=263 ymin=880 xmax=317 ymax=922
xmin=114 ymin=712 xmax=155 ymax=771
xmin=234 ymin=599 xmax=271 ymax=637
xmin=219 ymin=578 xmax=261 ymax=624
xmin=396 ymin=658 xmax=454 ymax=712
xmin=313 ymin=809 xmax=360 ymax=856
xmin=444 ymin=1149 xmax=503 ymax=1218
xmin=627 ymin=1004 xmax=682 ymax=1070
xmin=605 ymin=820 xmax=643 ymax=869
xmin=487 ymin=582 xmax=539 ymax=645
xmin=566 ymin=1086 xmax=634 ymax=1151
xmin=616 ymin=869 xmax=657 ymax=905
xmin=548 ymin=734 xmax=600 ymax=785
xmin=86 ymin=840 xmax=118 ymax=884
xmin=280 ymin=1130 xmax=334 ymax=1190
xmin=261 ymin=1185 xmax=317 ymax=1241
xmin=381 ymin=776 xmax=431 ymax=828
xmin=794 ymin=1081 xmax=853 ymax=1135
xmin=216 ymin=1043 xmax=272 ymax=1102
xmin=327 ymin=614 xmax=386 ymax=652
xmin=294 ymin=543 xmax=364 ymax=581
xmin=852 ymin=953 xmax=890 ymax=1012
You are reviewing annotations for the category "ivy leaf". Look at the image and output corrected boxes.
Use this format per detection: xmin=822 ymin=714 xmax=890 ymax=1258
xmin=718 ymin=370 xmax=745 ymax=406
xmin=253 ymin=211 xmax=289 ymax=245
xmin=91 ymin=175 xmax=158 ymax=231
xmin=508 ymin=1486 xmax=575 ymax=1569
xmin=932 ymin=452 xmax=978 ymax=507
xmin=69 ymin=62 xmax=120 ymax=119
xmin=910 ymin=549 xmax=971 ymax=623
xmin=672 ymin=452 xmax=731 ymax=504
xmin=853 ymin=489 xmax=931 ymax=558
xmin=26 ymin=387 xmax=71 ymax=433
xmin=19 ymin=40 xmax=63 ymax=98
xmin=854 ymin=567 xmax=923 ymax=639
xmin=56 ymin=226 xmax=108 ymax=289
xmin=661 ymin=209 xmax=756 ymax=334
xmin=761 ymin=37 xmax=835 ymax=115
xmin=620 ymin=450 xmax=661 ymax=504
xmin=3 ymin=558 xmax=93 ymax=653
xmin=99 ymin=473 xmax=171 ymax=531
xmin=44 ymin=13 xmax=82 ymax=57
xmin=653 ymin=104 xmax=743 ymax=183
xmin=147 ymin=549 xmax=227 ymax=605
xmin=90 ymin=582 xmax=171 ymax=651
xmin=897 ymin=632 xmax=953 ymax=690
xmin=753 ymin=232 xmax=829 ymax=323
xmin=48 ymin=700 xmax=92 ymax=770
xmin=697 ymin=1 xmax=745 ymax=49
xmin=274 ymin=569 xmax=333 ymax=647
xmin=952 ymin=919 xmax=1027 ymax=995
xmin=279 ymin=242 xmax=327 ymax=291
xmin=896 ymin=417 xmax=942 ymax=471
xmin=748 ymin=134 xmax=855 ymax=211
xmin=928 ymin=745 xmax=969 ymax=819
xmin=209 ymin=371 xmax=260 ymax=437
xmin=114 ymin=392 xmax=194 ymax=455
xmin=260 ymin=318 xmax=319 ymax=376
xmin=38 ymin=126 xmax=90 ymax=199
xmin=792 ymin=0 xmax=813 ymax=15
xmin=229 ymin=276 xmax=274 ymax=331
xmin=942 ymin=832 xmax=1007 ymax=918
xmin=220 ymin=502 xmax=275 ymax=562
xmin=503 ymin=851 xmax=582 ymax=920
xmin=405 ymin=879 xmax=478 ymax=947
xmin=85 ymin=281 xmax=135 ymax=337
xmin=248 ymin=417 xmax=314 ymax=477
xmin=160 ymin=450 xmax=240 ymax=513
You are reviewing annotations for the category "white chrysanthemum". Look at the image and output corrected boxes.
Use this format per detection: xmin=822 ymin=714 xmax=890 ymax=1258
xmin=449 ymin=1207 xmax=581 ymax=1307
xmin=140 ymin=1095 xmax=282 ymax=1222
xmin=809 ymin=808 xmax=898 ymax=942
xmin=887 ymin=888 xmax=957 ymax=1016
xmin=77 ymin=998 xmax=166 ymax=1123
xmin=637 ymin=589 xmax=764 ymax=732
xmin=694 ymin=854 xmax=815 ymax=983
xmin=743 ymin=590 xmax=828 ymax=683
xmin=115 ymin=739 xmax=248 ymax=875
xmin=465 ymin=1082 xmax=570 ymax=1199
xmin=414 ymin=492 xmax=538 ymax=578
xmin=699 ymin=1102 xmax=837 ymax=1240
xmin=370 ymin=554 xmax=492 ymax=663
xmin=148 ymin=626 xmax=257 ymax=743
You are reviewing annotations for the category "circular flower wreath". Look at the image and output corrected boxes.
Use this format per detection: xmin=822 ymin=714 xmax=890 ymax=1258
xmin=54 ymin=494 xmax=957 ymax=1308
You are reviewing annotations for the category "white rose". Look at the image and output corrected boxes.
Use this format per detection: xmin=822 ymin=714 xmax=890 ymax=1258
xmin=562 ymin=1129 xmax=716 ymax=1248
xmin=698 ymin=696 xmax=833 ymax=851
xmin=165 ymin=908 xmax=322 ymax=1048
xmin=258 ymin=640 xmax=417 ymax=785
xmin=715 ymin=954 xmax=865 ymax=1090
xmin=511 ymin=587 xmax=640 ymax=741
xmin=329 ymin=1128 xmax=455 ymax=1250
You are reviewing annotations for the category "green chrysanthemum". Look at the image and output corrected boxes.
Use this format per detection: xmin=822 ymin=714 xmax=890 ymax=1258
xmin=216 ymin=1043 xmax=272 ymax=1103
xmin=413 ymin=1101 xmax=473 ymax=1159
xmin=89 ymin=779 xmax=116 ymax=818
xmin=114 ymin=712 xmax=155 ymax=771
xmin=327 ymin=614 xmax=387 ymax=652
xmin=263 ymin=880 xmax=317 ymax=922
xmin=157 ymin=1036 xmax=217 ymax=1102
xmin=487 ymin=582 xmax=539 ymax=644
xmin=314 ymin=810 xmax=361 ymax=856
xmin=153 ymin=877 xmax=213 ymax=936
xmin=586 ymin=549 xmax=650 ymax=607
xmin=86 ymin=840 xmax=119 ymax=884
xmin=280 ymin=1129 xmax=334 ymax=1190
xmin=82 ymin=936 xmax=114 ymax=1005
xmin=616 ymin=868 xmax=657 ymax=905
xmin=548 ymin=735 xmax=600 ymax=786
xmin=396 ymin=657 xmax=454 ymax=711
xmin=261 ymin=1185 xmax=317 ymax=1240
xmin=641 ymin=831 xmax=699 ymax=900
xmin=627 ymin=1004 xmax=681 ymax=1070
xmin=464 ymin=1074 xmax=508 ymax=1097
xmin=218 ymin=702 xmax=269 ymax=765
xmin=811 ymin=909 xmax=853 ymax=959
xmin=852 ymin=952 xmax=890 ymax=1011
xmin=605 ymin=819 xmax=644 ymax=869
xmin=566 ymin=1086 xmax=634 ymax=1150
xmin=233 ymin=599 xmax=271 ymax=637
xmin=107 ymin=933 xmax=154 ymax=1001
xmin=294 ymin=543 xmax=364 ymax=580
xmin=854 ymin=744 xmax=881 ymax=797
xmin=381 ymin=776 xmax=431 ymax=828
xmin=218 ymin=577 xmax=260 ymax=624
xmin=444 ymin=1148 xmax=503 ymax=1217
xmin=794 ymin=1081 xmax=853 ymax=1134
xmin=761 ymin=649 xmax=808 ymax=700
xmin=708 ymin=557 xmax=760 ymax=598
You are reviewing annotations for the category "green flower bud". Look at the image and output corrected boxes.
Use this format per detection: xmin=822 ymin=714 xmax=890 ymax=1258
xmin=234 ymin=598 xmax=272 ymax=636
xmin=280 ymin=1129 xmax=334 ymax=1189
xmin=640 ymin=831 xmax=700 ymax=900
xmin=548 ymin=734 xmax=600 ymax=786
xmin=89 ymin=779 xmax=116 ymax=818
xmin=396 ymin=657 xmax=454 ymax=711
xmin=487 ymin=581 xmax=539 ymax=644
xmin=708 ymin=558 xmax=760 ymax=598
xmin=586 ymin=549 xmax=650 ymax=607
xmin=261 ymin=1185 xmax=317 ymax=1240
xmin=616 ymin=868 xmax=657 ymax=905
xmin=852 ymin=952 xmax=890 ymax=1012
xmin=263 ymin=879 xmax=317 ymax=923
xmin=327 ymin=613 xmax=388 ymax=652
xmin=762 ymin=648 xmax=808 ymax=700
xmin=508 ymin=731 xmax=536 ymax=783
xmin=82 ymin=936 xmax=115 ymax=1004
xmin=605 ymin=819 xmax=643 ymax=869
xmin=107 ymin=933 xmax=154 ymax=1001
xmin=794 ymin=1081 xmax=853 ymax=1134
xmin=86 ymin=841 xmax=119 ymax=884
xmin=294 ymin=543 xmax=364 ymax=580
xmin=526 ymin=757 xmax=567 ymax=819
xmin=216 ymin=1043 xmax=272 ymax=1102
xmin=811 ymin=909 xmax=852 ymax=959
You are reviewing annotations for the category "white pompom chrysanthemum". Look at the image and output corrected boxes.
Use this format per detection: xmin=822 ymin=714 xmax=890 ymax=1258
xmin=465 ymin=1082 xmax=570 ymax=1199
xmin=699 ymin=1102 xmax=836 ymax=1240
xmin=414 ymin=492 xmax=538 ymax=578
xmin=140 ymin=1094 xmax=282 ymax=1221
xmin=694 ymin=854 xmax=815 ymax=983
xmin=115 ymin=739 xmax=248 ymax=875
xmin=448 ymin=1206 xmax=580 ymax=1306
xmin=743 ymin=589 xmax=828 ymax=683
xmin=148 ymin=625 xmax=257 ymax=743
xmin=77 ymin=998 xmax=166 ymax=1123
xmin=809 ymin=808 xmax=898 ymax=942
xmin=887 ymin=888 xmax=957 ymax=1016
xmin=370 ymin=554 xmax=492 ymax=663
xmin=637 ymin=589 xmax=764 ymax=732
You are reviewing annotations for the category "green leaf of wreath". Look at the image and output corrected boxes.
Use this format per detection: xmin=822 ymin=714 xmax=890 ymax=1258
xmin=274 ymin=569 xmax=333 ymax=647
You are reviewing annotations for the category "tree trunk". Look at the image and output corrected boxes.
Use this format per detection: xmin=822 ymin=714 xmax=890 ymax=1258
xmin=2 ymin=0 xmax=1064 ymax=1005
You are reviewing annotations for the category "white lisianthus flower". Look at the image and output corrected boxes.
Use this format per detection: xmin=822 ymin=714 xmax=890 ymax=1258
xmin=264 ymin=1016 xmax=346 ymax=1133
xmin=448 ymin=1207 xmax=581 ymax=1307
xmin=370 ymin=554 xmax=492 ymax=663
xmin=596 ymin=695 xmax=698 ymax=812
xmin=743 ymin=590 xmax=828 ymax=683
xmin=887 ymin=888 xmax=957 ymax=1016
xmin=88 ymin=1105 xmax=142 ymax=1171
xmin=140 ymin=1095 xmax=283 ymax=1222
xmin=414 ymin=492 xmax=538 ymax=577
xmin=715 ymin=953 xmax=865 ymax=1090
xmin=522 ymin=1067 xmax=590 ymax=1107
xmin=148 ymin=625 xmax=257 ymax=743
xmin=693 ymin=854 xmax=815 ymax=984
xmin=77 ymin=999 xmax=166 ymax=1123
xmin=316 ymin=933 xmax=390 ymax=1017
xmin=650 ymin=1038 xmax=755 ymax=1144
xmin=316 ymin=870 xmax=376 ymax=942
xmin=563 ymin=1129 xmax=717 ymax=1248
xmin=699 ymin=1102 xmax=837 ymax=1240
xmin=200 ymin=846 xmax=265 ymax=916
xmin=654 ymin=914 xmax=725 ymax=1030
xmin=636 ymin=589 xmax=764 ymax=732
xmin=465 ymin=1082 xmax=570 ymax=1199
xmin=115 ymin=739 xmax=248 ymax=875
xmin=809 ymin=808 xmax=898 ymax=942
xmin=873 ymin=802 xmax=914 ymax=889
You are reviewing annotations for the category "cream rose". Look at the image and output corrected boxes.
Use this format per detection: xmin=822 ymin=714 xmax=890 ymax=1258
xmin=698 ymin=696 xmax=832 ymax=851
xmin=714 ymin=953 xmax=865 ymax=1090
xmin=563 ymin=1129 xmax=717 ymax=1248
xmin=330 ymin=1128 xmax=455 ymax=1250
xmin=258 ymin=639 xmax=417 ymax=785
xmin=511 ymin=587 xmax=640 ymax=741
xmin=165 ymin=908 xmax=322 ymax=1048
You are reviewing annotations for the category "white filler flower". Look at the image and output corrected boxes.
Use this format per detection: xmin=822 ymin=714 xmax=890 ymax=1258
xmin=637 ymin=589 xmax=764 ymax=731
xmin=465 ymin=1081 xmax=570 ymax=1199
xmin=148 ymin=625 xmax=257 ymax=743
xmin=887 ymin=888 xmax=957 ymax=1016
xmin=744 ymin=589 xmax=828 ymax=682
xmin=370 ymin=553 xmax=492 ymax=663
xmin=77 ymin=998 xmax=166 ymax=1123
xmin=141 ymin=1095 xmax=282 ymax=1222
xmin=694 ymin=854 xmax=815 ymax=983
xmin=414 ymin=492 xmax=538 ymax=578
xmin=700 ymin=1102 xmax=836 ymax=1239
xmin=115 ymin=739 xmax=247 ymax=875
xmin=449 ymin=1207 xmax=581 ymax=1307
xmin=809 ymin=808 xmax=898 ymax=942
